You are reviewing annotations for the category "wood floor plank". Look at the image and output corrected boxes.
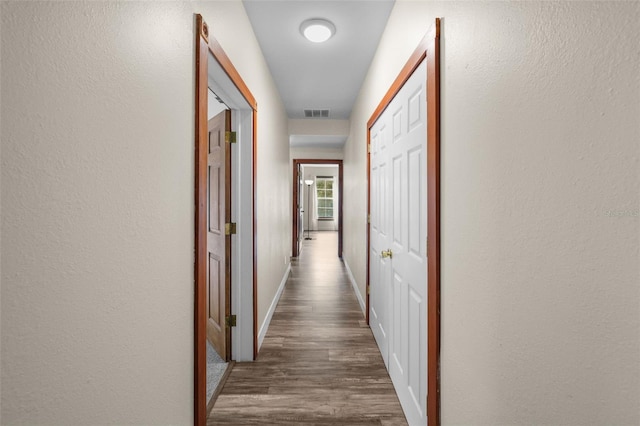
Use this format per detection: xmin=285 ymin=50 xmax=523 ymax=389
xmin=208 ymin=232 xmax=407 ymax=425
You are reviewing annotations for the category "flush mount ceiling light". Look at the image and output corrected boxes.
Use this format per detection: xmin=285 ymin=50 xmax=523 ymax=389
xmin=300 ymin=19 xmax=336 ymax=43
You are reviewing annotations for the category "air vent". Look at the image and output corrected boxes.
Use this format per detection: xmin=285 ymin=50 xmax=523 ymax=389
xmin=303 ymin=109 xmax=330 ymax=118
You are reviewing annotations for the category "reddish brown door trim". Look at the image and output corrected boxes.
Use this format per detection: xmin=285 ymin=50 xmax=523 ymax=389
xmin=194 ymin=14 xmax=258 ymax=426
xmin=365 ymin=19 xmax=441 ymax=426
xmin=194 ymin=16 xmax=208 ymax=426
xmin=292 ymin=159 xmax=343 ymax=258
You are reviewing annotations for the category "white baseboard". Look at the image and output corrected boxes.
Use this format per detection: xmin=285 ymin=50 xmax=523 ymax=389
xmin=343 ymin=258 xmax=366 ymax=314
xmin=257 ymin=263 xmax=291 ymax=350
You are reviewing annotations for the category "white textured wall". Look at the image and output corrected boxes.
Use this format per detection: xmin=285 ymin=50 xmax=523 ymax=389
xmin=197 ymin=1 xmax=291 ymax=353
xmin=344 ymin=1 xmax=640 ymax=424
xmin=289 ymin=118 xmax=350 ymax=137
xmin=290 ymin=147 xmax=344 ymax=161
xmin=1 ymin=1 xmax=290 ymax=423
xmin=1 ymin=2 xmax=195 ymax=423
xmin=0 ymin=3 xmax=3 ymax=421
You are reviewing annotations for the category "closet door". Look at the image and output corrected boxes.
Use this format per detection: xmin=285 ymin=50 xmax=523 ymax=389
xmin=369 ymin=118 xmax=391 ymax=367
xmin=369 ymin=59 xmax=428 ymax=425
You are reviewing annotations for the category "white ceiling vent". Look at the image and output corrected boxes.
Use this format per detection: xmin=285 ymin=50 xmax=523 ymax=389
xmin=304 ymin=109 xmax=330 ymax=118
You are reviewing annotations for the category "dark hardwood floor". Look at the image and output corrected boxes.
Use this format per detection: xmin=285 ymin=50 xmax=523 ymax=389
xmin=208 ymin=231 xmax=408 ymax=425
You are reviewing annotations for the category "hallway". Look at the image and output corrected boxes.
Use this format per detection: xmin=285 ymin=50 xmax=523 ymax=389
xmin=209 ymin=232 xmax=407 ymax=425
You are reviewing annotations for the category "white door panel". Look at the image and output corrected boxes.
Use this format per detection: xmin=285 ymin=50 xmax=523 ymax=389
xmin=369 ymin=122 xmax=390 ymax=367
xmin=369 ymin=59 xmax=427 ymax=425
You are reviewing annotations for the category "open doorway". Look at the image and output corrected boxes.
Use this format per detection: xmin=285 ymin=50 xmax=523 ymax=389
xmin=292 ymin=159 xmax=343 ymax=258
xmin=194 ymin=15 xmax=258 ymax=426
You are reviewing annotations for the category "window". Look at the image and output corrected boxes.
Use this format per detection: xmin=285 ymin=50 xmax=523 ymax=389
xmin=315 ymin=176 xmax=334 ymax=219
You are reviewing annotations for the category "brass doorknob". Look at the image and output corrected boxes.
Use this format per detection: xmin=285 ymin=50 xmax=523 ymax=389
xmin=381 ymin=249 xmax=393 ymax=259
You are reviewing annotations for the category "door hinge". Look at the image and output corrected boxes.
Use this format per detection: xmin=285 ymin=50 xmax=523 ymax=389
xmin=225 ymin=131 xmax=237 ymax=144
xmin=225 ymin=222 xmax=237 ymax=235
xmin=367 ymin=144 xmax=371 ymax=153
xmin=225 ymin=315 xmax=237 ymax=327
xmin=367 ymin=286 xmax=370 ymax=295
xmin=367 ymin=214 xmax=371 ymax=224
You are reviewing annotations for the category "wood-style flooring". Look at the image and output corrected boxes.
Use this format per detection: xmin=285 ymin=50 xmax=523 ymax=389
xmin=209 ymin=231 xmax=408 ymax=425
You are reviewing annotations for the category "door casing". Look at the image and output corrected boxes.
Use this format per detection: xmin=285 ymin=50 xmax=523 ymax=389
xmin=195 ymin=14 xmax=258 ymax=426
xmin=292 ymin=159 xmax=343 ymax=258
xmin=366 ymin=19 xmax=441 ymax=426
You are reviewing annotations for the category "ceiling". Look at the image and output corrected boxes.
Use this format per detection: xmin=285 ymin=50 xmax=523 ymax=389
xmin=243 ymin=0 xmax=395 ymax=120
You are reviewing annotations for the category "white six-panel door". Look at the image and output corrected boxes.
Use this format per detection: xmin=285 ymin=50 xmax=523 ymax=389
xmin=369 ymin=59 xmax=427 ymax=425
xmin=370 ymin=115 xmax=391 ymax=368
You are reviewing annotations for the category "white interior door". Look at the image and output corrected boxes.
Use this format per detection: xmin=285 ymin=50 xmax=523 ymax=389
xmin=369 ymin=59 xmax=428 ymax=425
xmin=370 ymin=118 xmax=391 ymax=368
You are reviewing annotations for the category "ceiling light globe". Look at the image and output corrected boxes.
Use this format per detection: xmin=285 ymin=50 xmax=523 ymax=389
xmin=300 ymin=19 xmax=335 ymax=43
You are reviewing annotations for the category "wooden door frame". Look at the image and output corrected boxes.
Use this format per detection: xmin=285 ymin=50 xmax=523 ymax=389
xmin=195 ymin=15 xmax=258 ymax=426
xmin=291 ymin=159 xmax=343 ymax=258
xmin=365 ymin=19 xmax=441 ymax=426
